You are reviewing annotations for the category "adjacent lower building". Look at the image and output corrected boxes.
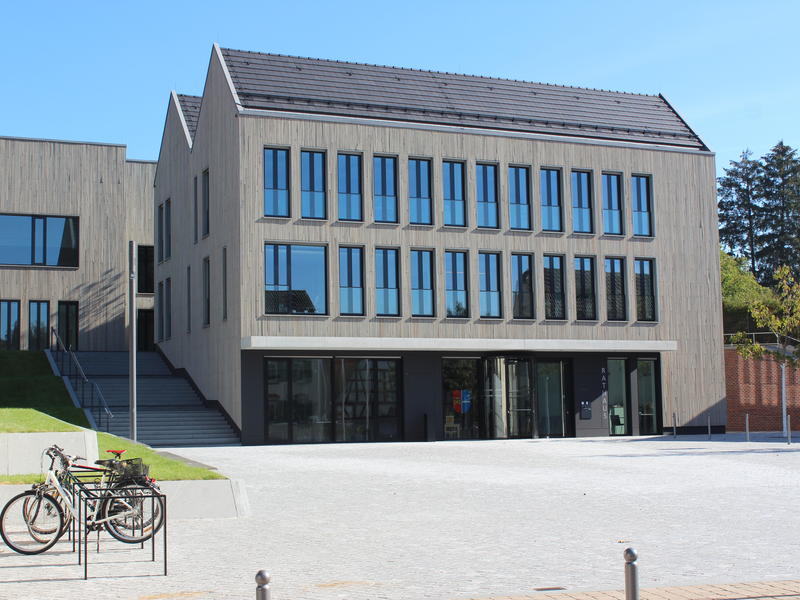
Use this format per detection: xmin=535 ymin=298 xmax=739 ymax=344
xmin=153 ymin=44 xmax=726 ymax=444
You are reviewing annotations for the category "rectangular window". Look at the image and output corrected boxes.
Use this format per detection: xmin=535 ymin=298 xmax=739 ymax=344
xmin=186 ymin=266 xmax=191 ymax=333
xmin=511 ymin=254 xmax=534 ymax=319
xmin=157 ymin=204 xmax=164 ymax=262
xmin=193 ymin=176 xmax=198 ymax=243
xmin=479 ymin=252 xmax=501 ymax=318
xmin=543 ymin=255 xmax=565 ymax=319
xmin=0 ymin=300 xmax=21 ymax=350
xmin=574 ymin=257 xmax=596 ymax=320
xmin=541 ymin=169 xmax=562 ymax=231
xmin=635 ymin=258 xmax=656 ymax=321
xmin=165 ymin=199 xmax=171 ymax=260
xmin=165 ymin=278 xmax=172 ymax=339
xmin=28 ymin=301 xmax=49 ymax=350
xmin=373 ymin=156 xmax=397 ymax=223
xmin=302 ymin=151 xmax=326 ymax=219
xmin=0 ymin=215 xmax=79 ymax=267
xmin=157 ymin=281 xmax=164 ymax=340
xmin=445 ymin=251 xmax=468 ymax=317
xmin=572 ymin=171 xmax=593 ymax=233
xmin=476 ymin=164 xmax=498 ymax=228
xmin=605 ymin=257 xmax=626 ymax=320
xmin=410 ymin=249 xmax=434 ymax=317
xmin=137 ymin=246 xmax=155 ymax=294
xmin=443 ymin=161 xmax=465 ymax=226
xmin=632 ymin=176 xmax=652 ymax=236
xmin=222 ymin=247 xmax=227 ymax=321
xmin=265 ymin=244 xmax=327 ymax=314
xmin=602 ymin=174 xmax=623 ymax=235
xmin=202 ymin=169 xmax=210 ymax=237
xmin=202 ymin=258 xmax=210 ymax=326
xmin=264 ymin=148 xmax=290 ymax=217
xmin=509 ymin=166 xmax=530 ymax=230
xmin=375 ymin=248 xmax=399 ymax=316
xmin=57 ymin=301 xmax=78 ymax=351
xmin=409 ymin=159 xmax=432 ymax=224
xmin=338 ymin=154 xmax=362 ymax=221
xmin=339 ymin=247 xmax=363 ymax=315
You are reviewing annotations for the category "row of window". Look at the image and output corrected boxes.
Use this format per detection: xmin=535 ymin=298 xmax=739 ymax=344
xmin=0 ymin=299 xmax=79 ymax=351
xmin=157 ymin=169 xmax=210 ymax=266
xmin=264 ymin=243 xmax=657 ymax=322
xmin=0 ymin=214 xmax=79 ymax=268
xmin=263 ymin=149 xmax=654 ymax=236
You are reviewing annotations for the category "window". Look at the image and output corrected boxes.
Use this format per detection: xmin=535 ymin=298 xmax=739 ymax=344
xmin=339 ymin=247 xmax=363 ymax=315
xmin=635 ymin=258 xmax=656 ymax=321
xmin=574 ymin=257 xmax=596 ymax=320
xmin=509 ymin=166 xmax=530 ymax=230
xmin=476 ymin=164 xmax=498 ymax=228
xmin=202 ymin=258 xmax=210 ymax=326
xmin=410 ymin=249 xmax=434 ymax=317
xmin=137 ymin=246 xmax=155 ymax=294
xmin=443 ymin=161 xmax=465 ymax=226
xmin=543 ymin=255 xmax=565 ymax=319
xmin=602 ymin=174 xmax=623 ymax=235
xmin=540 ymin=169 xmax=562 ymax=231
xmin=338 ymin=154 xmax=362 ymax=221
xmin=479 ymin=252 xmax=501 ymax=318
xmin=157 ymin=281 xmax=164 ymax=340
xmin=374 ymin=157 xmax=397 ymax=223
xmin=1 ymin=300 xmax=20 ymax=350
xmin=632 ymin=176 xmax=652 ymax=236
xmin=375 ymin=248 xmax=399 ymax=316
xmin=165 ymin=278 xmax=172 ymax=339
xmin=572 ymin=172 xmax=592 ymax=233
xmin=0 ymin=215 xmax=78 ymax=268
xmin=409 ymin=159 xmax=431 ymax=224
xmin=165 ymin=199 xmax=171 ymax=260
xmin=222 ymin=247 xmax=227 ymax=321
xmin=202 ymin=169 xmax=210 ymax=237
xmin=57 ymin=301 xmax=78 ymax=351
xmin=265 ymin=244 xmax=327 ymax=314
xmin=301 ymin=151 xmax=326 ymax=219
xmin=193 ymin=176 xmax=198 ymax=243
xmin=445 ymin=251 xmax=468 ymax=317
xmin=28 ymin=301 xmax=49 ymax=350
xmin=264 ymin=148 xmax=289 ymax=217
xmin=157 ymin=204 xmax=164 ymax=262
xmin=511 ymin=254 xmax=534 ymax=319
xmin=186 ymin=266 xmax=191 ymax=333
xmin=605 ymin=258 xmax=626 ymax=320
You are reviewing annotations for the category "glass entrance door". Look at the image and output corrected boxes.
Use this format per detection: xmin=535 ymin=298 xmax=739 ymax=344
xmin=506 ymin=358 xmax=533 ymax=438
xmin=536 ymin=361 xmax=566 ymax=437
xmin=57 ymin=301 xmax=79 ymax=350
xmin=442 ymin=359 xmax=480 ymax=439
xmin=637 ymin=359 xmax=658 ymax=435
xmin=607 ymin=359 xmax=628 ymax=435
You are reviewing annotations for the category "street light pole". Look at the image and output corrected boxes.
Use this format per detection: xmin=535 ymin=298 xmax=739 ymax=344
xmin=129 ymin=241 xmax=137 ymax=442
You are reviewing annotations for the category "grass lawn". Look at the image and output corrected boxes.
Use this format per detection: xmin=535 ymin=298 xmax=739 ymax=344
xmin=0 ymin=351 xmax=90 ymax=428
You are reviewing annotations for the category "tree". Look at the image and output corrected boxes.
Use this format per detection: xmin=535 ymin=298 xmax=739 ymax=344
xmin=718 ymin=150 xmax=763 ymax=278
xmin=732 ymin=265 xmax=800 ymax=435
xmin=720 ymin=249 xmax=775 ymax=332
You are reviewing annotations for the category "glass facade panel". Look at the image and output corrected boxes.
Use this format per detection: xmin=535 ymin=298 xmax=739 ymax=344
xmin=409 ymin=159 xmax=431 ymax=224
xmin=443 ymin=161 xmax=465 ymax=226
xmin=635 ymin=258 xmax=656 ymax=321
xmin=605 ymin=258 xmax=626 ymax=320
xmin=165 ymin=278 xmax=172 ymax=338
xmin=28 ymin=301 xmax=49 ymax=350
xmin=1 ymin=300 xmax=21 ymax=350
xmin=509 ymin=166 xmax=530 ymax=230
xmin=265 ymin=244 xmax=327 ymax=314
xmin=373 ymin=156 xmax=397 ymax=223
xmin=0 ymin=215 xmax=78 ymax=267
xmin=202 ymin=169 xmax=209 ymax=236
xmin=157 ymin=281 xmax=164 ymax=340
xmin=202 ymin=258 xmax=210 ymax=326
xmin=338 ymin=154 xmax=362 ymax=221
xmin=57 ymin=301 xmax=78 ymax=351
xmin=638 ymin=360 xmax=658 ymax=435
xmin=608 ymin=359 xmax=628 ymax=435
xmin=335 ymin=358 xmax=400 ymax=442
xmin=537 ymin=361 xmax=564 ymax=437
xmin=264 ymin=148 xmax=289 ymax=217
xmin=445 ymin=251 xmax=468 ymax=317
xmin=572 ymin=171 xmax=592 ymax=233
xmin=632 ymin=176 xmax=652 ymax=236
xmin=266 ymin=359 xmax=290 ymax=443
xmin=375 ymin=248 xmax=399 ymax=316
xmin=506 ymin=359 xmax=533 ymax=438
xmin=574 ymin=257 xmax=596 ymax=320
xmin=165 ymin=200 xmax=171 ymax=259
xmin=301 ymin=151 xmax=326 ymax=219
xmin=33 ymin=217 xmax=44 ymax=264
xmin=476 ymin=164 xmax=498 ymax=228
xmin=443 ymin=359 xmax=480 ymax=439
xmin=411 ymin=250 xmax=434 ymax=316
xmin=137 ymin=246 xmax=155 ymax=294
xmin=602 ymin=174 xmax=622 ymax=235
xmin=511 ymin=254 xmax=534 ymax=319
xmin=157 ymin=205 xmax=163 ymax=262
xmin=479 ymin=252 xmax=501 ymax=317
xmin=540 ymin=169 xmax=561 ymax=231
xmin=339 ymin=247 xmax=363 ymax=315
xmin=543 ymin=255 xmax=565 ymax=319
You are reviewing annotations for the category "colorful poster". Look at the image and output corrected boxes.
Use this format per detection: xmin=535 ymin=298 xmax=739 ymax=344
xmin=453 ymin=390 xmax=471 ymax=414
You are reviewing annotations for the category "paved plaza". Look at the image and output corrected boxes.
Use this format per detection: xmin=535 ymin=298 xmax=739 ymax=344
xmin=2 ymin=434 xmax=800 ymax=600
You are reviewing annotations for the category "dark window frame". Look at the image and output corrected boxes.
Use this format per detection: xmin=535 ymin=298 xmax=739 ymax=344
xmin=543 ymin=254 xmax=566 ymax=319
xmin=632 ymin=175 xmax=653 ymax=237
xmin=0 ymin=300 xmax=21 ymax=351
xmin=445 ymin=250 xmax=469 ymax=318
xmin=0 ymin=214 xmax=79 ymax=268
xmin=264 ymin=147 xmax=290 ymax=218
xmin=540 ymin=168 xmax=563 ymax=232
xmin=338 ymin=153 xmax=363 ymax=221
xmin=137 ymin=245 xmax=155 ymax=294
xmin=410 ymin=249 xmax=435 ymax=317
xmin=605 ymin=257 xmax=627 ymax=321
xmin=511 ymin=253 xmax=534 ymax=319
xmin=602 ymin=173 xmax=624 ymax=236
xmin=479 ymin=252 xmax=502 ymax=318
xmin=635 ymin=258 xmax=656 ymax=321
xmin=264 ymin=244 xmax=329 ymax=315
xmin=202 ymin=257 xmax=210 ymax=327
xmin=375 ymin=247 xmax=400 ymax=317
xmin=476 ymin=163 xmax=499 ymax=229
xmin=409 ymin=158 xmax=432 ymax=225
xmin=301 ymin=150 xmax=327 ymax=219
xmin=508 ymin=165 xmax=531 ymax=230
xmin=443 ymin=161 xmax=466 ymax=227
xmin=202 ymin=169 xmax=210 ymax=238
xmin=28 ymin=300 xmax=50 ymax=351
xmin=373 ymin=155 xmax=397 ymax=223
xmin=574 ymin=256 xmax=597 ymax=321
xmin=571 ymin=171 xmax=593 ymax=234
xmin=339 ymin=246 xmax=364 ymax=316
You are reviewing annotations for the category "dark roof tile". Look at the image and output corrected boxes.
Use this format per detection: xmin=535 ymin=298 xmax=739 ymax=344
xmin=177 ymin=94 xmax=202 ymax=142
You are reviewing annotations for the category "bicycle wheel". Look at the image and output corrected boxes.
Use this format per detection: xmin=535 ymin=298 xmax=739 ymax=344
xmin=1 ymin=491 xmax=64 ymax=554
xmin=101 ymin=482 xmax=164 ymax=544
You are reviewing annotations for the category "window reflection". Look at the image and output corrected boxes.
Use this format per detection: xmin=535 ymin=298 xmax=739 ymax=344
xmin=265 ymin=244 xmax=327 ymax=314
xmin=0 ymin=215 xmax=78 ymax=267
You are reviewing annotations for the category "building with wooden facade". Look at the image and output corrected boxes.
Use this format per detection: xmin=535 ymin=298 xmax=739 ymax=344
xmin=153 ymin=44 xmax=725 ymax=444
xmin=0 ymin=137 xmax=156 ymax=354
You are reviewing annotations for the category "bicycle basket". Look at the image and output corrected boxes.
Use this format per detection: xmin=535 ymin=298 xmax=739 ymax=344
xmin=116 ymin=458 xmax=148 ymax=478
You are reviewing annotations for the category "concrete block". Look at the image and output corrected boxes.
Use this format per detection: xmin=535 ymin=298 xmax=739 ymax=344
xmin=0 ymin=431 xmax=99 ymax=475
xmin=157 ymin=479 xmax=244 ymax=519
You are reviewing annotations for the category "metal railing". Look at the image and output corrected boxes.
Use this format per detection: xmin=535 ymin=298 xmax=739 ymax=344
xmin=724 ymin=332 xmax=799 ymax=351
xmin=51 ymin=327 xmax=113 ymax=432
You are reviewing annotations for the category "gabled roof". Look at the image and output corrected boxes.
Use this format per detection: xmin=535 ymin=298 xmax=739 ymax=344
xmin=177 ymin=94 xmax=202 ymax=141
xmin=219 ymin=48 xmax=707 ymax=151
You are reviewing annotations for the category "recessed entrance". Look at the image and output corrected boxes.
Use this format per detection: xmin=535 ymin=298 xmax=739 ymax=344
xmin=535 ymin=360 xmax=574 ymax=438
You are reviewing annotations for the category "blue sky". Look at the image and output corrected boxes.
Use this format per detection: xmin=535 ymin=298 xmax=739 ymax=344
xmin=1 ymin=0 xmax=797 ymax=180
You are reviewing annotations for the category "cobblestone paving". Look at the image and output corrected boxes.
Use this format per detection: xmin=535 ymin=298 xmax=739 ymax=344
xmin=2 ymin=434 xmax=800 ymax=599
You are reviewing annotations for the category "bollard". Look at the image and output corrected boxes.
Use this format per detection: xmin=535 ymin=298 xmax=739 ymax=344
xmin=708 ymin=413 xmax=711 ymax=440
xmin=624 ymin=548 xmax=639 ymax=600
xmin=789 ymin=415 xmax=792 ymax=445
xmin=256 ymin=571 xmax=271 ymax=600
xmin=746 ymin=414 xmax=750 ymax=442
xmin=673 ymin=412 xmax=677 ymax=438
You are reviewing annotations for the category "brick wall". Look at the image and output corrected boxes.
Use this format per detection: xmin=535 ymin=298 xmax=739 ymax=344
xmin=725 ymin=348 xmax=800 ymax=431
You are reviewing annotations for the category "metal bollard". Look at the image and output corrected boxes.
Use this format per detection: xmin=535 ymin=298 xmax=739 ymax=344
xmin=789 ymin=415 xmax=792 ymax=445
xmin=673 ymin=412 xmax=677 ymax=438
xmin=708 ymin=413 xmax=711 ymax=440
xmin=256 ymin=571 xmax=271 ymax=600
xmin=746 ymin=414 xmax=749 ymax=442
xmin=624 ymin=548 xmax=639 ymax=600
